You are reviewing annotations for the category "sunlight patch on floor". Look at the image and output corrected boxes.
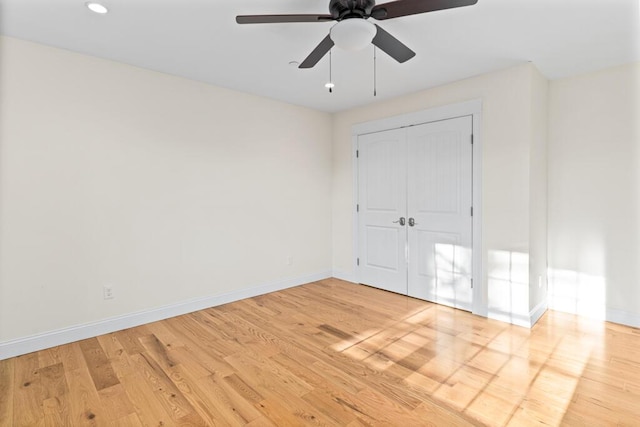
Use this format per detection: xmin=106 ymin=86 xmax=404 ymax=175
xmin=329 ymin=301 xmax=599 ymax=426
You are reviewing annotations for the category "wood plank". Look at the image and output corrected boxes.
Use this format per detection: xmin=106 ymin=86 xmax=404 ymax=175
xmin=254 ymin=398 xmax=307 ymax=427
xmin=97 ymin=384 xmax=136 ymax=421
xmin=223 ymin=350 xmax=313 ymax=400
xmin=37 ymin=362 xmax=68 ymax=400
xmin=58 ymin=342 xmax=89 ymax=372
xmin=411 ymin=401 xmax=478 ymax=427
xmin=192 ymin=372 xmax=263 ymax=425
xmin=171 ymin=365 xmax=249 ymax=425
xmin=96 ymin=334 xmax=137 ymax=379
xmin=127 ymin=352 xmax=202 ymax=423
xmin=43 ymin=395 xmax=73 ymax=427
xmin=0 ymin=358 xmax=15 ymax=427
xmin=64 ymin=366 xmax=106 ymax=425
xmin=144 ymin=320 xmax=186 ymax=349
xmin=113 ymin=327 xmax=150 ymax=356
xmin=168 ymin=364 xmax=246 ymax=425
xmin=107 ymin=412 xmax=144 ymax=427
xmin=300 ymin=389 xmax=358 ymax=425
xmin=79 ymin=337 xmax=120 ymax=391
xmin=117 ymin=371 xmax=173 ymax=426
xmin=13 ymin=352 xmax=45 ymax=426
xmin=223 ymin=373 xmax=264 ymax=404
xmin=138 ymin=334 xmax=178 ymax=371
xmin=245 ymin=416 xmax=279 ymax=427
xmin=38 ymin=346 xmax=63 ymax=369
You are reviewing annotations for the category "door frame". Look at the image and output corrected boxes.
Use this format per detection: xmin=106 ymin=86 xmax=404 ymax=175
xmin=352 ymin=99 xmax=485 ymax=317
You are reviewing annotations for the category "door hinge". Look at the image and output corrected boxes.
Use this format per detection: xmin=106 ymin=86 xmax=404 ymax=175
xmin=471 ymin=278 xmax=474 ymax=288
xmin=471 ymin=134 xmax=474 ymax=144
xmin=356 ymin=150 xmax=359 ymax=158
xmin=471 ymin=206 xmax=473 ymax=217
xmin=357 ymin=258 xmax=360 ymax=266
xmin=356 ymin=204 xmax=359 ymax=212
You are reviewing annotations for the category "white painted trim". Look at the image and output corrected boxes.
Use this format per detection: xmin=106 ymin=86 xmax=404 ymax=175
xmin=352 ymin=99 xmax=482 ymax=136
xmin=487 ymin=310 xmax=531 ymax=329
xmin=529 ymin=300 xmax=548 ymax=327
xmin=0 ymin=271 xmax=332 ymax=360
xmin=351 ymin=99 xmax=484 ymax=316
xmin=470 ymin=110 xmax=485 ymax=318
xmin=488 ymin=300 xmax=546 ymax=329
xmin=332 ymin=270 xmax=358 ymax=284
xmin=352 ymin=133 xmax=361 ymax=284
xmin=606 ymin=308 xmax=640 ymax=328
xmin=546 ymin=301 xmax=640 ymax=329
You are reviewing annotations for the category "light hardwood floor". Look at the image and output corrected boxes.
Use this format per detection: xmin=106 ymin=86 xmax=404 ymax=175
xmin=1 ymin=278 xmax=639 ymax=426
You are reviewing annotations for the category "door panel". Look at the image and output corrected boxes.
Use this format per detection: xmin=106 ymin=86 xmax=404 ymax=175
xmin=358 ymin=128 xmax=408 ymax=294
xmin=412 ymin=230 xmax=472 ymax=308
xmin=365 ymin=226 xmax=402 ymax=270
xmin=407 ymin=116 xmax=473 ymax=311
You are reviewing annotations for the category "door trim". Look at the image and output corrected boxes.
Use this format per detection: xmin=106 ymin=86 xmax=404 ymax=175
xmin=352 ymin=99 xmax=485 ymax=317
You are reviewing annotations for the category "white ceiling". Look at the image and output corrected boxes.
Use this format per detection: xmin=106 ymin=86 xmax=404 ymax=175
xmin=1 ymin=0 xmax=638 ymax=112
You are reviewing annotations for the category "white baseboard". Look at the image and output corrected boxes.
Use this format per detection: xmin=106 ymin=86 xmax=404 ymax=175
xmin=606 ymin=308 xmax=640 ymax=328
xmin=529 ymin=300 xmax=548 ymax=327
xmin=487 ymin=300 xmax=547 ymax=329
xmin=332 ymin=270 xmax=358 ymax=283
xmin=0 ymin=270 xmax=332 ymax=360
xmin=548 ymin=298 xmax=640 ymax=329
xmin=487 ymin=309 xmax=532 ymax=328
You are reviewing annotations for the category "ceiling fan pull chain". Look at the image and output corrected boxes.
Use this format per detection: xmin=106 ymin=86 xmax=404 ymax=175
xmin=329 ymin=49 xmax=333 ymax=93
xmin=373 ymin=46 xmax=377 ymax=97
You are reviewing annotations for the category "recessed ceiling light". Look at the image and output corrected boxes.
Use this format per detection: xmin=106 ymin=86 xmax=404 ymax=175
xmin=288 ymin=61 xmax=299 ymax=68
xmin=86 ymin=2 xmax=108 ymax=14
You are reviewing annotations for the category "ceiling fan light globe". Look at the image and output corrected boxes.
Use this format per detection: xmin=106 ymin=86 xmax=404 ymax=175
xmin=86 ymin=2 xmax=108 ymax=14
xmin=330 ymin=19 xmax=376 ymax=51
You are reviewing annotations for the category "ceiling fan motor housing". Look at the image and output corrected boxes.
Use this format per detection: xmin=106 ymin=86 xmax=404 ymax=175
xmin=329 ymin=0 xmax=376 ymax=20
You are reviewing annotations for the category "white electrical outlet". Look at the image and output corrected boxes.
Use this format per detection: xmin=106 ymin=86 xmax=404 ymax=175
xmin=286 ymin=255 xmax=293 ymax=266
xmin=103 ymin=285 xmax=114 ymax=300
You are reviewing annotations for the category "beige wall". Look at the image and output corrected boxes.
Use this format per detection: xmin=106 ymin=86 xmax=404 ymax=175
xmin=0 ymin=37 xmax=333 ymax=342
xmin=332 ymin=63 xmax=544 ymax=324
xmin=548 ymin=62 xmax=640 ymax=323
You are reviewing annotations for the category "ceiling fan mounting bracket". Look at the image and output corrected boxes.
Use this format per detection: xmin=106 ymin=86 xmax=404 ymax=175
xmin=329 ymin=0 xmax=376 ymax=20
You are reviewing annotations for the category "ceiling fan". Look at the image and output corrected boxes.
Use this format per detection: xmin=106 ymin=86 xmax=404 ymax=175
xmin=236 ymin=0 xmax=478 ymax=69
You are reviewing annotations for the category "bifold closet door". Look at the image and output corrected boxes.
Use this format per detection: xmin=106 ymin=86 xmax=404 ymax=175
xmin=357 ymin=128 xmax=408 ymax=295
xmin=406 ymin=116 xmax=473 ymax=311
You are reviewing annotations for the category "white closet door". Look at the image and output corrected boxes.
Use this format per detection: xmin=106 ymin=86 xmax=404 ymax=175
xmin=357 ymin=128 xmax=408 ymax=294
xmin=407 ymin=116 xmax=473 ymax=311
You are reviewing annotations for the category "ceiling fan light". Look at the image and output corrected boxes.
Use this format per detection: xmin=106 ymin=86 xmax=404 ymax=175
xmin=330 ymin=19 xmax=376 ymax=51
xmin=86 ymin=2 xmax=108 ymax=14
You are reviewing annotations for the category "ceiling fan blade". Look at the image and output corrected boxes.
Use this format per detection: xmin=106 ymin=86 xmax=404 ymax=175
xmin=371 ymin=25 xmax=416 ymax=63
xmin=371 ymin=0 xmax=478 ymax=20
xmin=299 ymin=35 xmax=335 ymax=69
xmin=236 ymin=14 xmax=333 ymax=24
